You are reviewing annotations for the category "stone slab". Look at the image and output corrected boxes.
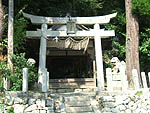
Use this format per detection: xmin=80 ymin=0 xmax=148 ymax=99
xmin=64 ymin=96 xmax=90 ymax=102
xmin=66 ymin=106 xmax=93 ymax=112
xmin=65 ymin=101 xmax=91 ymax=107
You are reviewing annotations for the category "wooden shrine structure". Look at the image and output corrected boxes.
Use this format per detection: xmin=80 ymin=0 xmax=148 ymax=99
xmin=23 ymin=12 xmax=117 ymax=92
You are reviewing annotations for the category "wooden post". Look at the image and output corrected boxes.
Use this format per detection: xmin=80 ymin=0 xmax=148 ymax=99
xmin=148 ymin=72 xmax=150 ymax=87
xmin=120 ymin=65 xmax=128 ymax=91
xmin=22 ymin=68 xmax=28 ymax=92
xmin=94 ymin=24 xmax=104 ymax=91
xmin=132 ymin=69 xmax=140 ymax=90
xmin=106 ymin=68 xmax=113 ymax=92
xmin=38 ymin=23 xmax=48 ymax=92
xmin=3 ymin=77 xmax=8 ymax=90
xmin=141 ymin=72 xmax=148 ymax=88
xmin=47 ymin=71 xmax=49 ymax=91
xmin=93 ymin=60 xmax=96 ymax=85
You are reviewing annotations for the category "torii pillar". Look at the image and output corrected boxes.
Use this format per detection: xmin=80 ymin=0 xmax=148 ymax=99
xmin=94 ymin=24 xmax=104 ymax=91
xmin=38 ymin=23 xmax=48 ymax=92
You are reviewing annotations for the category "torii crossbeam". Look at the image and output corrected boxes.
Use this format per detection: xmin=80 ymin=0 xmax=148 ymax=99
xmin=23 ymin=12 xmax=117 ymax=25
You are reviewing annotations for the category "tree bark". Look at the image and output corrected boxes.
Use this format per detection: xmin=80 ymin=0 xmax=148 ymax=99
xmin=8 ymin=0 xmax=14 ymax=72
xmin=0 ymin=0 xmax=6 ymax=40
xmin=6 ymin=0 xmax=14 ymax=90
xmin=125 ymin=0 xmax=141 ymax=88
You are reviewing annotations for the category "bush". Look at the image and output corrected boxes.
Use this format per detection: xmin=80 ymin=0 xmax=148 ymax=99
xmin=0 ymin=79 xmax=4 ymax=92
xmin=0 ymin=58 xmax=11 ymax=92
xmin=7 ymin=106 xmax=14 ymax=113
xmin=0 ymin=53 xmax=39 ymax=91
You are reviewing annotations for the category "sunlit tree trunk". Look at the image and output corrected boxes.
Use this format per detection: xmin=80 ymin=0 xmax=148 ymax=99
xmin=125 ymin=0 xmax=141 ymax=88
xmin=7 ymin=0 xmax=14 ymax=89
xmin=8 ymin=0 xmax=14 ymax=69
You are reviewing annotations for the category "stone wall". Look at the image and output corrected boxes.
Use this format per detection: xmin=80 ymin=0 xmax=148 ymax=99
xmin=0 ymin=92 xmax=54 ymax=113
xmin=0 ymin=90 xmax=150 ymax=113
xmin=98 ymin=90 xmax=150 ymax=113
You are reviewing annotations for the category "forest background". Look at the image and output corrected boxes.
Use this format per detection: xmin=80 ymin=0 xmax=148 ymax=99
xmin=0 ymin=0 xmax=150 ymax=74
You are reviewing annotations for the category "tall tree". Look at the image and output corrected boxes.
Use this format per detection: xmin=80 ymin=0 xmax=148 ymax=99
xmin=125 ymin=0 xmax=140 ymax=88
xmin=0 ymin=0 xmax=7 ymax=40
xmin=7 ymin=0 xmax=14 ymax=89
xmin=0 ymin=0 xmax=4 ymax=57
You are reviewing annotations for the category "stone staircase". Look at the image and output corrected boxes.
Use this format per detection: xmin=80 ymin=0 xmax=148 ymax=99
xmin=54 ymin=93 xmax=100 ymax=113
xmin=64 ymin=95 xmax=93 ymax=113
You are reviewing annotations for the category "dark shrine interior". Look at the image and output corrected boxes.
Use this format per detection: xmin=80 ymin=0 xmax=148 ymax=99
xmin=47 ymin=54 xmax=93 ymax=79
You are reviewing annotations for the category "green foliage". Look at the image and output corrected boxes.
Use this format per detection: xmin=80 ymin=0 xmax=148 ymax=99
xmin=104 ymin=10 xmax=126 ymax=62
xmin=140 ymin=39 xmax=150 ymax=57
xmin=0 ymin=60 xmax=11 ymax=78
xmin=103 ymin=51 xmax=113 ymax=68
xmin=75 ymin=0 xmax=103 ymax=16
xmin=0 ymin=79 xmax=4 ymax=92
xmin=13 ymin=17 xmax=28 ymax=53
xmin=141 ymin=28 xmax=150 ymax=38
xmin=0 ymin=58 xmax=5 ymax=92
xmin=25 ymin=0 xmax=103 ymax=16
xmin=0 ymin=38 xmax=8 ymax=48
xmin=103 ymin=0 xmax=150 ymax=72
xmin=132 ymin=0 xmax=150 ymax=15
xmin=139 ymin=28 xmax=150 ymax=72
xmin=7 ymin=106 xmax=14 ymax=113
xmin=0 ymin=58 xmax=11 ymax=92
xmin=135 ymin=91 xmax=143 ymax=96
xmin=10 ymin=53 xmax=38 ymax=91
xmin=0 ymin=104 xmax=4 ymax=112
xmin=112 ymin=41 xmax=126 ymax=58
xmin=0 ymin=53 xmax=38 ymax=91
xmin=1 ymin=7 xmax=28 ymax=54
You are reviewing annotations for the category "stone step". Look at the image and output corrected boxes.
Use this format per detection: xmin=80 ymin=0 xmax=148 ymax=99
xmin=62 ymin=93 xmax=96 ymax=113
xmin=48 ymin=88 xmax=98 ymax=94
xmin=65 ymin=106 xmax=93 ymax=112
xmin=64 ymin=96 xmax=90 ymax=102
xmin=49 ymin=82 xmax=96 ymax=88
xmin=65 ymin=101 xmax=91 ymax=107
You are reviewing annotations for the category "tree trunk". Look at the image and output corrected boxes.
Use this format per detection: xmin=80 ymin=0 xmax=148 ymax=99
xmin=125 ymin=0 xmax=141 ymax=88
xmin=0 ymin=0 xmax=3 ymax=57
xmin=7 ymin=0 xmax=14 ymax=90
xmin=0 ymin=0 xmax=6 ymax=41
xmin=8 ymin=0 xmax=14 ymax=69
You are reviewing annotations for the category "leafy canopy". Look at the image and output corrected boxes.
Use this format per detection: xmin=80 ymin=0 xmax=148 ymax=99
xmin=132 ymin=0 xmax=150 ymax=15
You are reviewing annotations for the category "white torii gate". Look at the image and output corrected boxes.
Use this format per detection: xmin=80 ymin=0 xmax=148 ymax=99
xmin=23 ymin=12 xmax=117 ymax=92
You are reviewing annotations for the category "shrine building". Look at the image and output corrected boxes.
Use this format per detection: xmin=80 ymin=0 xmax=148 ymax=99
xmin=23 ymin=12 xmax=117 ymax=92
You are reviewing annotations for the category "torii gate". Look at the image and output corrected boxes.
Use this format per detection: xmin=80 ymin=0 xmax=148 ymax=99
xmin=23 ymin=12 xmax=117 ymax=92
